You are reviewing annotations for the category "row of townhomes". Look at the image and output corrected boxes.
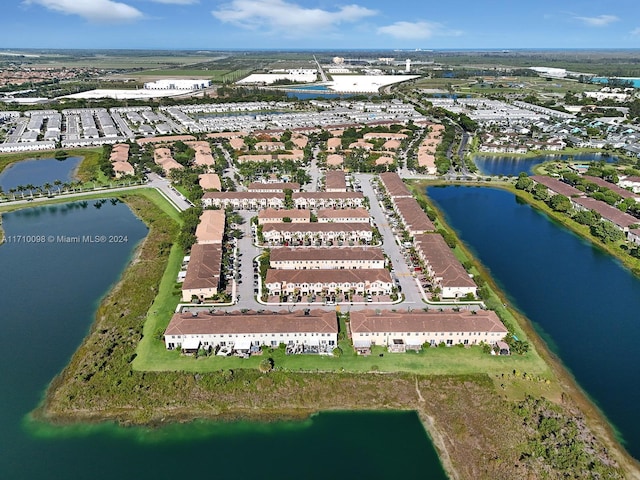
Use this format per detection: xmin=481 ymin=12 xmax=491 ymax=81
xmin=264 ymin=268 xmax=393 ymax=298
xmin=261 ymin=222 xmax=373 ymax=246
xmin=531 ymin=175 xmax=640 ymax=236
xmin=349 ymin=309 xmax=508 ymax=354
xmin=180 ymin=210 xmax=226 ymax=302
xmin=378 ymin=172 xmax=478 ymax=299
xmin=165 ymin=309 xmax=338 ymax=355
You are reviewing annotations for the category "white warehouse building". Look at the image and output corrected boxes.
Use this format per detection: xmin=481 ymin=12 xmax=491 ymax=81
xmin=144 ymin=79 xmax=212 ymax=90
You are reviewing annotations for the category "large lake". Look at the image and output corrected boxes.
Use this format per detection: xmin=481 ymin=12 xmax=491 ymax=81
xmin=474 ymin=153 xmax=618 ymax=176
xmin=0 ymin=156 xmax=82 ymax=192
xmin=0 ymin=201 xmax=447 ymax=479
xmin=428 ymin=186 xmax=640 ymax=460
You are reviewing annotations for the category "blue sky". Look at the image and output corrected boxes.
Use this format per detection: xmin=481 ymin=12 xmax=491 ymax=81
xmin=2 ymin=0 xmax=640 ymax=50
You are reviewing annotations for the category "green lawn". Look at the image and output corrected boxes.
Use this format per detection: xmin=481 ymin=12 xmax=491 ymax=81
xmin=134 ymin=338 xmax=549 ymax=376
xmin=132 ymin=242 xmax=184 ymax=371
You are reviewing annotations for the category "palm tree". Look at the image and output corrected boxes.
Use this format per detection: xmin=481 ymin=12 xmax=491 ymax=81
xmin=9 ymin=188 xmax=16 ymax=200
xmin=16 ymin=185 xmax=25 ymax=199
xmin=43 ymin=182 xmax=52 ymax=196
xmin=25 ymin=184 xmax=35 ymax=198
xmin=54 ymin=179 xmax=62 ymax=194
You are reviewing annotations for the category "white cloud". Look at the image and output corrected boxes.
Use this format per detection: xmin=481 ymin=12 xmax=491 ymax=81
xmin=212 ymin=0 xmax=376 ymax=35
xmin=574 ymin=14 xmax=619 ymax=27
xmin=377 ymin=21 xmax=460 ymax=40
xmin=149 ymin=0 xmax=199 ymax=4
xmin=24 ymin=0 xmax=143 ymax=22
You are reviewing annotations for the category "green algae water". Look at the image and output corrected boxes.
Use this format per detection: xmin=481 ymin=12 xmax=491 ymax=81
xmin=0 ymin=201 xmax=447 ymax=479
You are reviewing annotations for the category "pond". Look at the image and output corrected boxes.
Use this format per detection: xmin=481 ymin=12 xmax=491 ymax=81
xmin=428 ymin=185 xmax=640 ymax=461
xmin=0 ymin=156 xmax=82 ymax=192
xmin=0 ymin=200 xmax=448 ymax=479
xmin=473 ymin=153 xmax=618 ymax=176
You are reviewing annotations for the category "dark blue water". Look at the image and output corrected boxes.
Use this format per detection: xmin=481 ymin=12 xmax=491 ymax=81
xmin=0 ymin=202 xmax=447 ymax=479
xmin=474 ymin=153 xmax=618 ymax=176
xmin=0 ymin=157 xmax=82 ymax=191
xmin=428 ymin=185 xmax=640 ymax=460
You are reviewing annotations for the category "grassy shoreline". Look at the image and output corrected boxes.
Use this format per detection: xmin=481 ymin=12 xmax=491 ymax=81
xmin=413 ymin=178 xmax=640 ymax=475
xmin=16 ymin=187 xmax=639 ymax=478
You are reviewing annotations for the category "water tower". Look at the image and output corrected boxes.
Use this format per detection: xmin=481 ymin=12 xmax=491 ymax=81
xmin=405 ymin=59 xmax=411 ymax=73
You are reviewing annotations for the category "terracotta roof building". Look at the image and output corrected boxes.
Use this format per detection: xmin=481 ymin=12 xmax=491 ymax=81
xmin=248 ymin=181 xmax=301 ymax=192
xmin=317 ymin=208 xmax=370 ymax=223
xmin=181 ymin=244 xmax=222 ymax=302
xmin=582 ymin=175 xmax=640 ymax=201
xmin=164 ymin=309 xmax=338 ymax=353
xmin=258 ymin=208 xmax=311 ymax=224
xmin=393 ymin=197 xmax=435 ymax=235
xmin=325 ymin=170 xmax=347 ymax=192
xmin=379 ymin=172 xmax=412 ymax=198
xmin=270 ymin=246 xmax=385 ymax=270
xmin=198 ymin=173 xmax=222 ymax=191
xmin=414 ymin=234 xmax=477 ymax=299
xmin=349 ymin=309 xmax=507 ymax=352
xmin=531 ymin=176 xmax=583 ymax=198
xmin=195 ymin=210 xmax=226 ymax=244
xmin=572 ymin=197 xmax=639 ymax=231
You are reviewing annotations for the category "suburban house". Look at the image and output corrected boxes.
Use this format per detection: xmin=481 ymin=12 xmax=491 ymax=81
xmin=202 ymin=192 xmax=285 ymax=210
xmin=618 ymin=176 xmax=640 ymax=193
xmin=164 ymin=309 xmax=338 ymax=354
xmin=269 ymin=247 xmax=385 ymax=270
xmin=187 ymin=141 xmax=215 ymax=168
xmin=325 ymin=170 xmax=347 ymax=192
xmin=153 ymin=147 xmax=184 ymax=175
xmin=628 ymin=228 xmax=640 ymax=246
xmin=261 ymin=222 xmax=373 ymax=245
xmin=326 ymin=137 xmax=342 ymax=152
xmin=326 ymin=154 xmax=344 ymax=167
xmin=198 ymin=173 xmax=222 ymax=191
xmin=258 ymin=208 xmax=311 ymax=224
xmin=317 ymin=208 xmax=370 ymax=223
xmin=414 ymin=234 xmax=478 ymax=299
xmin=349 ymin=309 xmax=507 ymax=353
xmin=264 ymin=268 xmax=393 ymax=297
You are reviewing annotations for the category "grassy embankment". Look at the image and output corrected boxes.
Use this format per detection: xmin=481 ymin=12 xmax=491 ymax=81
xmin=412 ymin=178 xmax=640 ymax=475
xmin=29 ymin=187 xmax=637 ymax=478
